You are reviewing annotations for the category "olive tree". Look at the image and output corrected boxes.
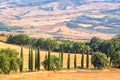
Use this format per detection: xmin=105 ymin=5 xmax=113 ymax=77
xmin=0 ymin=48 xmax=21 ymax=74
xmin=91 ymin=52 xmax=109 ymax=69
xmin=111 ymin=51 xmax=120 ymax=68
xmin=42 ymin=55 xmax=62 ymax=71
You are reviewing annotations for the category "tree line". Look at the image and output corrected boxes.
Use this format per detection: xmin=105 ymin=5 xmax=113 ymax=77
xmin=0 ymin=34 xmax=120 ymax=74
xmin=6 ymin=34 xmax=120 ymax=68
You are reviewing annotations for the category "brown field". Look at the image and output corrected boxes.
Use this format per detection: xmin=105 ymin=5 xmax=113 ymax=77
xmin=0 ymin=42 xmax=120 ymax=80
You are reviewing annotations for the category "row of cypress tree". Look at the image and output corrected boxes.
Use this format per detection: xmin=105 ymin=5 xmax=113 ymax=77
xmin=19 ymin=44 xmax=91 ymax=72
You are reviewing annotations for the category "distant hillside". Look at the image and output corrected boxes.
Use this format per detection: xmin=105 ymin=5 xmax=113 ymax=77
xmin=67 ymin=15 xmax=120 ymax=34
xmin=0 ymin=0 xmax=119 ymax=39
xmin=0 ymin=22 xmax=22 ymax=31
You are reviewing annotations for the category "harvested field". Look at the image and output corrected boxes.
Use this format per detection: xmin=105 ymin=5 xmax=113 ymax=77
xmin=0 ymin=69 xmax=120 ymax=80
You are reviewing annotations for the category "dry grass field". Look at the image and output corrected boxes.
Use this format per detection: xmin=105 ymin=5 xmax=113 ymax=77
xmin=0 ymin=42 xmax=120 ymax=80
xmin=0 ymin=69 xmax=120 ymax=80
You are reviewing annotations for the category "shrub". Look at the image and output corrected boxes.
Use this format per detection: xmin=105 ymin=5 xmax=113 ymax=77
xmin=91 ymin=52 xmax=109 ymax=69
xmin=42 ymin=55 xmax=62 ymax=71
xmin=0 ymin=48 xmax=21 ymax=74
xmin=111 ymin=51 xmax=120 ymax=68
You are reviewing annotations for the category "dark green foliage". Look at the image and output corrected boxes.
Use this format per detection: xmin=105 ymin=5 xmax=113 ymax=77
xmin=44 ymin=54 xmax=48 ymax=69
xmin=28 ymin=45 xmax=31 ymax=70
xmin=86 ymin=50 xmax=89 ymax=69
xmin=35 ymin=49 xmax=37 ymax=70
xmin=81 ymin=48 xmax=84 ymax=68
xmin=74 ymin=51 xmax=77 ymax=69
xmin=42 ymin=55 xmax=62 ymax=71
xmin=35 ymin=38 xmax=44 ymax=49
xmin=44 ymin=38 xmax=58 ymax=50
xmin=37 ymin=47 xmax=40 ymax=71
xmin=67 ymin=51 xmax=70 ymax=69
xmin=0 ymin=53 xmax=10 ymax=74
xmin=28 ymin=45 xmax=33 ymax=72
xmin=30 ymin=46 xmax=33 ymax=71
xmin=7 ymin=34 xmax=30 ymax=45
xmin=0 ymin=33 xmax=6 ymax=36
xmin=59 ymin=52 xmax=61 ymax=58
xmin=73 ymin=42 xmax=85 ymax=53
xmin=85 ymin=45 xmax=90 ymax=69
xmin=111 ymin=51 xmax=120 ymax=68
xmin=90 ymin=37 xmax=102 ymax=52
xmin=91 ymin=52 xmax=109 ymax=69
xmin=20 ymin=45 xmax=23 ymax=72
xmin=62 ymin=41 xmax=74 ymax=53
xmin=99 ymin=40 xmax=111 ymax=58
xmin=48 ymin=46 xmax=50 ymax=70
xmin=0 ymin=48 xmax=21 ymax=74
xmin=60 ymin=45 xmax=64 ymax=68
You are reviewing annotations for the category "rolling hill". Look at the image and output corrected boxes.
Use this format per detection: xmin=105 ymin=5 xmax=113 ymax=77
xmin=0 ymin=0 xmax=119 ymax=40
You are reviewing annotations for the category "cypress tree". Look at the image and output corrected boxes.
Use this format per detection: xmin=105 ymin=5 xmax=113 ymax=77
xmin=20 ymin=44 xmax=23 ymax=72
xmin=30 ymin=46 xmax=33 ymax=71
xmin=90 ymin=48 xmax=93 ymax=65
xmin=81 ymin=48 xmax=84 ymax=68
xmin=67 ymin=51 xmax=70 ymax=69
xmin=74 ymin=51 xmax=77 ymax=69
xmin=60 ymin=45 xmax=63 ymax=68
xmin=48 ymin=46 xmax=51 ymax=71
xmin=28 ymin=45 xmax=31 ymax=71
xmin=86 ymin=50 xmax=89 ymax=69
xmin=45 ymin=54 xmax=48 ymax=69
xmin=35 ymin=48 xmax=37 ymax=71
xmin=59 ymin=51 xmax=61 ymax=58
xmin=37 ymin=47 xmax=40 ymax=71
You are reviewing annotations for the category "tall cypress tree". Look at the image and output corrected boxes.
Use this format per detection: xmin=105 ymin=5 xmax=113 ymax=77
xmin=81 ymin=48 xmax=84 ymax=68
xmin=45 ymin=54 xmax=48 ymax=69
xmin=20 ymin=44 xmax=23 ymax=72
xmin=28 ymin=45 xmax=31 ymax=71
xmin=59 ymin=52 xmax=61 ymax=58
xmin=86 ymin=50 xmax=89 ymax=69
xmin=37 ymin=47 xmax=40 ymax=71
xmin=48 ymin=46 xmax=51 ymax=71
xmin=35 ymin=48 xmax=37 ymax=71
xmin=60 ymin=45 xmax=63 ymax=68
xmin=30 ymin=46 xmax=33 ymax=71
xmin=67 ymin=51 xmax=70 ymax=69
xmin=74 ymin=51 xmax=77 ymax=69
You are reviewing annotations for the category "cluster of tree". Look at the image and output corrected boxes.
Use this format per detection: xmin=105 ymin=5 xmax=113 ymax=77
xmin=6 ymin=34 xmax=91 ymax=53
xmin=90 ymin=36 xmax=120 ymax=68
xmin=0 ymin=48 xmax=22 ymax=74
xmin=0 ymin=33 xmax=6 ymax=37
xmin=7 ymin=34 xmax=30 ymax=45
